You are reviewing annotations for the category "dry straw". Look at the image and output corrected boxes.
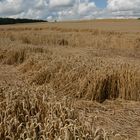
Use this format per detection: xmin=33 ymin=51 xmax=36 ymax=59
xmin=0 ymin=20 xmax=140 ymax=139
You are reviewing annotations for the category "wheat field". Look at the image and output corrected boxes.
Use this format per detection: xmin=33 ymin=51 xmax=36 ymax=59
xmin=0 ymin=19 xmax=140 ymax=140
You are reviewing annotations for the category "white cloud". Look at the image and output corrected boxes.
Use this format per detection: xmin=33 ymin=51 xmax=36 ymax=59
xmin=0 ymin=0 xmax=140 ymax=20
xmin=107 ymin=0 xmax=140 ymax=11
xmin=0 ymin=0 xmax=23 ymax=16
xmin=35 ymin=0 xmax=48 ymax=10
xmin=78 ymin=2 xmax=96 ymax=15
xmin=107 ymin=0 xmax=140 ymax=18
xmin=49 ymin=0 xmax=75 ymax=8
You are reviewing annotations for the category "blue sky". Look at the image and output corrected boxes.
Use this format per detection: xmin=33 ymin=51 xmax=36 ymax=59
xmin=0 ymin=0 xmax=140 ymax=20
xmin=93 ymin=0 xmax=107 ymax=8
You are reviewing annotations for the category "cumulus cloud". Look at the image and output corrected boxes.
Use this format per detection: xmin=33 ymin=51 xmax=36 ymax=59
xmin=0 ymin=0 xmax=23 ymax=16
xmin=55 ymin=1 xmax=98 ymax=20
xmin=107 ymin=0 xmax=140 ymax=18
xmin=78 ymin=2 xmax=96 ymax=15
xmin=49 ymin=0 xmax=75 ymax=8
xmin=107 ymin=0 xmax=140 ymax=11
xmin=0 ymin=0 xmax=140 ymax=20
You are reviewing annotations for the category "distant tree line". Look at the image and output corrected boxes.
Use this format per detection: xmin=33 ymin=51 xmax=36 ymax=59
xmin=0 ymin=17 xmax=47 ymax=25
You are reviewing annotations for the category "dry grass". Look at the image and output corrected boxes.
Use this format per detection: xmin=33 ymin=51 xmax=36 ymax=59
xmin=3 ymin=48 xmax=26 ymax=65
xmin=0 ymin=20 xmax=140 ymax=139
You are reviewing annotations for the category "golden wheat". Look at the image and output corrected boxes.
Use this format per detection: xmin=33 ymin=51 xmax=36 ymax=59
xmin=0 ymin=20 xmax=140 ymax=139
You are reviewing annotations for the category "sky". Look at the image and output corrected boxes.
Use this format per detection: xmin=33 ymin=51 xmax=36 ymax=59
xmin=93 ymin=0 xmax=107 ymax=8
xmin=0 ymin=0 xmax=140 ymax=21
